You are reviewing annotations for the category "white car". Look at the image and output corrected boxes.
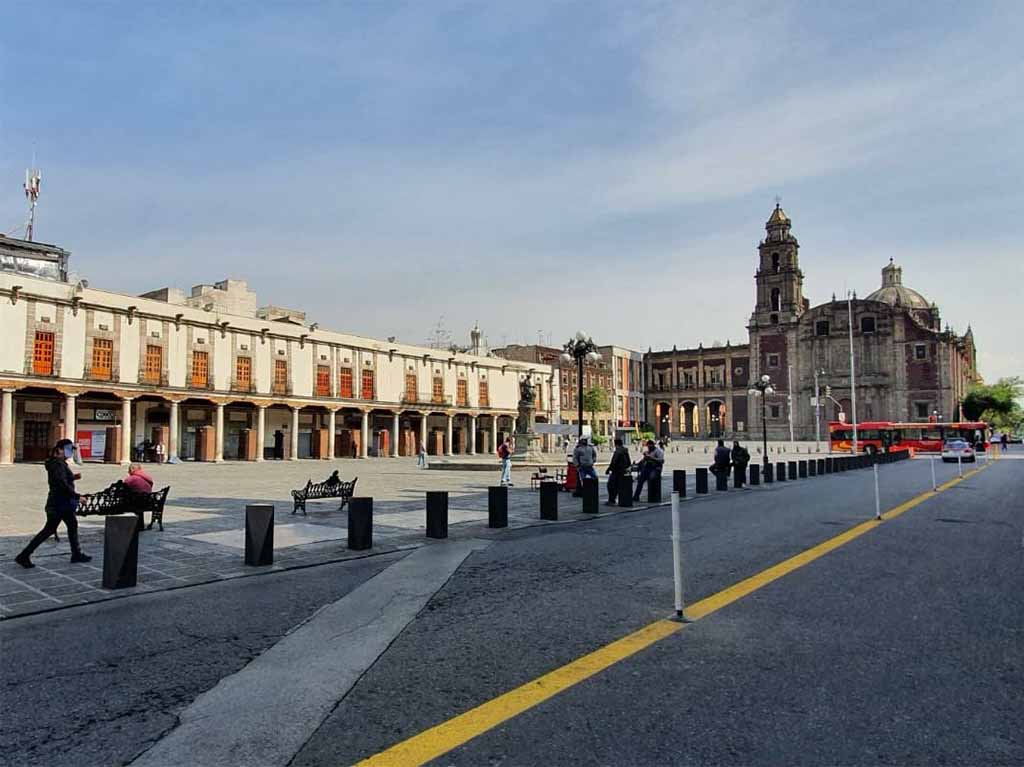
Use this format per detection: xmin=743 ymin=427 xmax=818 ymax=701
xmin=941 ymin=439 xmax=975 ymax=463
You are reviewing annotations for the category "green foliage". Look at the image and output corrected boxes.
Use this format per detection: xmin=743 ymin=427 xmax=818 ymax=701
xmin=963 ymin=377 xmax=1023 ymax=432
xmin=591 ymin=434 xmax=608 ymax=446
xmin=582 ymin=386 xmax=610 ymax=433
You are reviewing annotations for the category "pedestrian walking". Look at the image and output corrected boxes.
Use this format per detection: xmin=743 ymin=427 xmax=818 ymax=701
xmin=15 ymin=439 xmax=92 ymax=569
xmin=498 ymin=437 xmax=513 ymax=486
xmin=573 ymin=437 xmax=599 ymax=496
xmin=417 ymin=440 xmax=427 ymax=468
xmin=605 ymin=438 xmax=631 ymax=505
xmin=632 ymin=439 xmax=665 ymax=501
xmin=1001 ymin=433 xmax=1009 ymax=452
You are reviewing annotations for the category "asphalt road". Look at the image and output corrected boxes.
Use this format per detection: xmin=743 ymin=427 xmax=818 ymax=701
xmin=2 ymin=455 xmax=1020 ymax=767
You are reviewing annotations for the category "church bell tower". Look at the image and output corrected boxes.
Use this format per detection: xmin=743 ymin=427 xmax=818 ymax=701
xmin=751 ymin=203 xmax=806 ymax=327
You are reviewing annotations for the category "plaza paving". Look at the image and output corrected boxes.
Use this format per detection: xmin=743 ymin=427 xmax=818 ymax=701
xmin=0 ymin=441 xmax=829 ymax=619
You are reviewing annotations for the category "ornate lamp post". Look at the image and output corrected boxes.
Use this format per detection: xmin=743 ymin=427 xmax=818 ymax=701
xmin=561 ymin=332 xmax=601 ymax=441
xmin=748 ymin=374 xmax=775 ymax=469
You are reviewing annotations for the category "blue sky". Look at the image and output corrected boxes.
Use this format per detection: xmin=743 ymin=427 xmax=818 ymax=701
xmin=2 ymin=1 xmax=1021 ymax=381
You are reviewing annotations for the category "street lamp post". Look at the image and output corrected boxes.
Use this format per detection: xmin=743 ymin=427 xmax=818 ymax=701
xmin=813 ymin=368 xmax=826 ymax=453
xmin=748 ymin=374 xmax=775 ymax=469
xmin=561 ymin=332 xmax=601 ymax=442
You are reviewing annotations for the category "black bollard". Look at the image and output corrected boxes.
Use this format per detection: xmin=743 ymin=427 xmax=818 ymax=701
xmin=426 ymin=491 xmax=448 ymax=538
xmin=102 ymin=515 xmax=139 ymax=589
xmin=798 ymin=460 xmax=807 ymax=478
xmin=488 ymin=486 xmax=508 ymax=528
xmin=618 ymin=474 xmax=634 ymax=508
xmin=695 ymin=467 xmax=709 ymax=494
xmin=581 ymin=477 xmax=599 ymax=514
xmin=808 ymin=459 xmax=817 ymax=477
xmin=764 ymin=463 xmax=774 ymax=483
xmin=672 ymin=469 xmax=686 ymax=497
xmin=540 ymin=481 xmax=559 ymax=520
xmin=733 ymin=464 xmax=745 ymax=488
xmin=825 ymin=457 xmax=833 ymax=473
xmin=348 ymin=497 xmax=373 ymax=550
xmin=244 ymin=504 xmax=274 ymax=567
xmin=749 ymin=464 xmax=760 ymax=485
xmin=648 ymin=473 xmax=662 ymax=504
xmin=715 ymin=469 xmax=729 ymax=491
xmin=788 ymin=461 xmax=798 ymax=480
xmin=777 ymin=461 xmax=787 ymax=481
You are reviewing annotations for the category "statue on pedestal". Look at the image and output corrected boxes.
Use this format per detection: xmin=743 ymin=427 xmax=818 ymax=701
xmin=513 ymin=374 xmax=544 ymax=463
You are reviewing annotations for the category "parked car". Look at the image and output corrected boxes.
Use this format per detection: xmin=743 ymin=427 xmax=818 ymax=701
xmin=941 ymin=439 xmax=976 ymax=462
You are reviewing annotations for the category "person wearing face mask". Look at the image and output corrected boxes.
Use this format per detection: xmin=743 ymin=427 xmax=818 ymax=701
xmin=15 ymin=439 xmax=92 ymax=568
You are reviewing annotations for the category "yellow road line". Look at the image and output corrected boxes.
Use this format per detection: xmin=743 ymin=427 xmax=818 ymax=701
xmin=355 ymin=462 xmax=990 ymax=767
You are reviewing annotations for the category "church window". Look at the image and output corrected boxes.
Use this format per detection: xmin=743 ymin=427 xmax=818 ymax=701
xmin=771 ymin=253 xmax=780 ymax=273
xmin=915 ymin=402 xmax=929 ymax=419
xmin=770 ymin=405 xmax=780 ymax=418
xmin=815 ymin=321 xmax=830 ymax=337
xmin=861 ymin=317 xmax=876 ymax=334
xmin=770 ymin=288 xmax=781 ymax=311
xmin=770 ymin=314 xmax=779 ymax=325
xmin=767 ymin=353 xmax=780 ymax=368
xmin=915 ymin=344 xmax=927 ymax=360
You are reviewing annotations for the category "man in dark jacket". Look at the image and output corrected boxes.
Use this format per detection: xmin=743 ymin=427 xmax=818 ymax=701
xmin=605 ymin=438 xmax=632 ymax=505
xmin=731 ymin=440 xmax=750 ymax=486
xmin=15 ymin=439 xmax=92 ymax=568
xmin=711 ymin=439 xmax=731 ymax=477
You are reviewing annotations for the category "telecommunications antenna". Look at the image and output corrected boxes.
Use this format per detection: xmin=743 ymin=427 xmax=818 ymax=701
xmin=24 ymin=161 xmax=42 ymax=241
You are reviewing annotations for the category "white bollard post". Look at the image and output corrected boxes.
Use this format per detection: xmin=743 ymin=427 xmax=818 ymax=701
xmin=670 ymin=491 xmax=687 ymax=621
xmin=930 ymin=455 xmax=937 ymax=492
xmin=873 ymin=463 xmax=882 ymax=520
xmin=958 ymin=453 xmax=963 ymax=477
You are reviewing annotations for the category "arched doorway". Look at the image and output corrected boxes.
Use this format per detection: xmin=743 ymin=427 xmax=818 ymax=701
xmin=655 ymin=402 xmax=672 ymax=438
xmin=682 ymin=401 xmax=697 ymax=437
xmin=707 ymin=400 xmax=725 ymax=438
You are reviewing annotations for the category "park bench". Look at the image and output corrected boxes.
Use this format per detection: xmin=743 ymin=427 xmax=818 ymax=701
xmin=291 ymin=471 xmax=358 ymax=515
xmin=76 ymin=481 xmax=171 ymax=531
xmin=530 ymin=467 xmax=565 ymax=490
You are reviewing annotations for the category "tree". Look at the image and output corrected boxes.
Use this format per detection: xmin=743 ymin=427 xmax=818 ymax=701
xmin=582 ymin=386 xmax=610 ymax=436
xmin=962 ymin=377 xmax=1023 ymax=432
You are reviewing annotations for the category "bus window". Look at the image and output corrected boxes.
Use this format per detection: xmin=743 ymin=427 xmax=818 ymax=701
xmin=859 ymin=429 xmax=880 ymax=441
xmin=901 ymin=428 xmax=922 ymax=440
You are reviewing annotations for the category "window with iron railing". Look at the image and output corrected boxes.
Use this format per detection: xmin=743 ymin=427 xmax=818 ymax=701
xmin=316 ymin=365 xmax=331 ymax=397
xmin=191 ymin=350 xmax=209 ymax=388
xmin=456 ymin=379 xmax=468 ymax=407
xmin=432 ymin=376 xmax=444 ymax=404
xmin=273 ymin=359 xmax=288 ymax=394
xmin=361 ymin=369 xmax=375 ymax=400
xmin=339 ymin=368 xmax=353 ymax=398
xmin=405 ymin=374 xmax=417 ymax=401
xmin=92 ymin=338 xmax=113 ymax=380
xmin=33 ymin=332 xmax=54 ymax=376
xmin=479 ymin=381 xmax=489 ymax=407
xmin=143 ymin=344 xmax=162 ymax=384
xmin=235 ymin=356 xmax=252 ymax=390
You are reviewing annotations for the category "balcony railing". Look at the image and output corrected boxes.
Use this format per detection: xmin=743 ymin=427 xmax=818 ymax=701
xmin=401 ymin=393 xmax=454 ymax=407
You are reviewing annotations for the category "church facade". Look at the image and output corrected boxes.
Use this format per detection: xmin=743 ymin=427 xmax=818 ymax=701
xmin=646 ymin=205 xmax=979 ymax=440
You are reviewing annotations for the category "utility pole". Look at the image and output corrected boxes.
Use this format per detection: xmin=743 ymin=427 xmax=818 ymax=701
xmin=813 ymin=368 xmax=825 ymax=453
xmin=787 ymin=363 xmax=795 ymax=450
xmin=847 ymin=292 xmax=859 ymax=455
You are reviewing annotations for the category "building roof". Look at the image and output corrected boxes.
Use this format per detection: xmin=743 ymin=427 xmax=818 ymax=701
xmin=864 ymin=259 xmax=931 ymax=310
xmin=766 ymin=203 xmax=790 ymax=226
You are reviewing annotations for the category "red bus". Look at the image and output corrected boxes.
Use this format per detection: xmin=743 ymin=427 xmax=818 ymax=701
xmin=828 ymin=421 xmax=988 ymax=454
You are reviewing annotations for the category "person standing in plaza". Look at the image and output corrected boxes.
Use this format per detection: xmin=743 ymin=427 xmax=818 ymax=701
xmin=1001 ymin=432 xmax=1009 ymax=452
xmin=632 ymin=439 xmax=665 ymax=502
xmin=498 ymin=436 xmax=513 ymax=486
xmin=573 ymin=437 xmax=599 ymax=495
xmin=15 ymin=439 xmax=92 ymax=569
xmin=605 ymin=437 xmax=631 ymax=505
xmin=731 ymin=440 xmax=750 ymax=486
xmin=417 ymin=439 xmax=427 ymax=468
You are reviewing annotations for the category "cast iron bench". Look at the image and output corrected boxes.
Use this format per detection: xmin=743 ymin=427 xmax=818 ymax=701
xmin=530 ymin=467 xmax=565 ymax=490
xmin=291 ymin=471 xmax=358 ymax=515
xmin=76 ymin=481 xmax=171 ymax=531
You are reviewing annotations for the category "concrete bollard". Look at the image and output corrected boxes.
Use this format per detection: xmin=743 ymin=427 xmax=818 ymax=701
xmin=426 ymin=491 xmax=448 ymax=538
xmin=764 ymin=463 xmax=774 ymax=483
xmin=488 ymin=486 xmax=508 ymax=528
xmin=749 ymin=464 xmax=760 ymax=485
xmin=695 ymin=467 xmax=709 ymax=494
xmin=581 ymin=477 xmax=599 ymax=514
xmin=788 ymin=461 xmax=798 ymax=481
xmin=808 ymin=459 xmax=817 ymax=477
xmin=244 ymin=504 xmax=275 ymax=567
xmin=798 ymin=460 xmax=807 ymax=479
xmin=715 ymin=470 xmax=728 ymax=491
xmin=648 ymin=474 xmax=663 ymax=504
xmin=618 ymin=474 xmax=634 ymax=507
xmin=348 ymin=497 xmax=373 ymax=550
xmin=673 ymin=469 xmax=686 ymax=497
xmin=733 ymin=464 xmax=745 ymax=488
xmin=817 ymin=458 xmax=825 ymax=475
xmin=776 ymin=461 xmax=787 ymax=481
xmin=540 ymin=481 xmax=559 ymax=520
xmin=102 ymin=515 xmax=140 ymax=589
xmin=825 ymin=457 xmax=834 ymax=473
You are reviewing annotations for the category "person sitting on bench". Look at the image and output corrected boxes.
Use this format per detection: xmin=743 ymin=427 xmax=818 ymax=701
xmin=124 ymin=463 xmax=154 ymax=494
xmin=709 ymin=439 xmax=732 ymax=478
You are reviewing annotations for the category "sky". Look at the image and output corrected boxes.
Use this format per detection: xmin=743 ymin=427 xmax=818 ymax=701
xmin=1 ymin=1 xmax=1021 ymax=383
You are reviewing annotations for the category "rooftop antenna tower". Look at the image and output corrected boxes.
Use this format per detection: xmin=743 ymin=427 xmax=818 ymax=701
xmin=427 ymin=315 xmax=452 ymax=350
xmin=24 ymin=158 xmax=42 ymax=241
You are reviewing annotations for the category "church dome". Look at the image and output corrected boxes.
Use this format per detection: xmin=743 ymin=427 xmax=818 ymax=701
xmin=865 ymin=259 xmax=930 ymax=309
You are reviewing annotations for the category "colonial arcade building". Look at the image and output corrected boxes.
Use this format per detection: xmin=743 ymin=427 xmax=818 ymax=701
xmin=645 ymin=205 xmax=979 ymax=440
xmin=0 ymin=235 xmax=550 ymax=464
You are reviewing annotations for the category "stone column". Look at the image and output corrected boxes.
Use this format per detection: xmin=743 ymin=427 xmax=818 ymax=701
xmin=391 ymin=412 xmax=399 ymax=457
xmin=469 ymin=415 xmax=477 ymax=455
xmin=445 ymin=413 xmax=453 ymax=456
xmin=290 ymin=406 xmax=300 ymax=460
xmin=214 ymin=403 xmax=225 ymax=462
xmin=64 ymin=392 xmax=78 ymax=441
xmin=491 ymin=416 xmax=498 ymax=454
xmin=327 ymin=408 xmax=336 ymax=459
xmin=256 ymin=405 xmax=266 ymax=462
xmin=360 ymin=410 xmax=369 ymax=458
xmin=0 ymin=390 xmax=14 ymax=465
xmin=419 ymin=413 xmax=428 ymax=451
xmin=121 ymin=397 xmax=133 ymax=464
xmin=168 ymin=401 xmax=180 ymax=461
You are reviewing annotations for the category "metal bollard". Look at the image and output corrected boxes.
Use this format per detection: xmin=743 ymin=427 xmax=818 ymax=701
xmin=348 ymin=497 xmax=373 ymax=550
xmin=930 ymin=455 xmax=937 ymax=491
xmin=670 ymin=491 xmax=687 ymax=621
xmin=817 ymin=458 xmax=825 ymax=475
xmin=102 ymin=515 xmax=140 ymax=589
xmin=749 ymin=463 xmax=760 ymax=485
xmin=695 ymin=467 xmax=709 ymax=494
xmin=873 ymin=464 xmax=881 ymax=520
xmin=715 ymin=469 xmax=728 ymax=491
xmin=673 ymin=469 xmax=686 ymax=497
xmin=540 ymin=481 xmax=559 ymax=520
xmin=776 ymin=461 xmax=787 ymax=481
xmin=648 ymin=473 xmax=663 ymax=504
xmin=426 ymin=491 xmax=448 ymax=538
xmin=764 ymin=463 xmax=774 ymax=483
xmin=798 ymin=460 xmax=807 ymax=479
xmin=488 ymin=486 xmax=508 ymax=528
xmin=582 ymin=477 xmax=599 ymax=514
xmin=244 ymin=504 xmax=274 ymax=567
xmin=825 ymin=457 xmax=834 ymax=473
xmin=788 ymin=461 xmax=797 ymax=481
xmin=733 ymin=464 xmax=745 ymax=488
xmin=618 ymin=474 xmax=634 ymax=507
xmin=808 ymin=459 xmax=817 ymax=477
